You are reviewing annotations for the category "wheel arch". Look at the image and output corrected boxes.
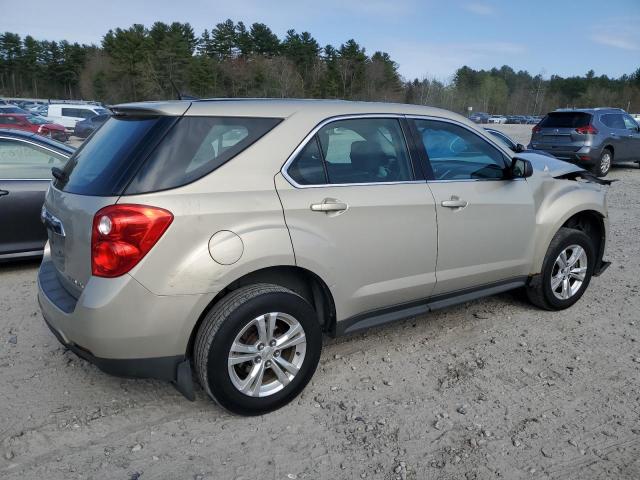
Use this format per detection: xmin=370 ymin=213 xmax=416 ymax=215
xmin=186 ymin=265 xmax=336 ymax=358
xmin=533 ymin=206 xmax=607 ymax=275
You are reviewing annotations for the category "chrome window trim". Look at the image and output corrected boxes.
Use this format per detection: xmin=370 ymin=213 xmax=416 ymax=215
xmin=280 ymin=113 xmax=422 ymax=189
xmin=405 ymin=114 xmax=516 ymax=184
xmin=0 ymin=135 xmax=71 ymax=158
xmin=0 ymin=178 xmax=51 ymax=182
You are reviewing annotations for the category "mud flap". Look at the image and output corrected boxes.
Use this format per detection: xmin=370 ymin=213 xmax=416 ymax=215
xmin=173 ymin=359 xmax=195 ymax=401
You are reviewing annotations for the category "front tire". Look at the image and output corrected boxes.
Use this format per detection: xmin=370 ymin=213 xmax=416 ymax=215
xmin=526 ymin=227 xmax=595 ymax=310
xmin=194 ymin=284 xmax=322 ymax=415
xmin=592 ymin=149 xmax=612 ymax=177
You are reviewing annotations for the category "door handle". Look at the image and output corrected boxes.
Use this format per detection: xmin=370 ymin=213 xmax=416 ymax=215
xmin=310 ymin=199 xmax=348 ymax=213
xmin=0 ymin=190 xmax=9 ymax=197
xmin=441 ymin=197 xmax=468 ymax=209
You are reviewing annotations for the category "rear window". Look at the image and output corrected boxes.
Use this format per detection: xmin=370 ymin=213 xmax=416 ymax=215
xmin=539 ymin=112 xmax=591 ymax=128
xmin=55 ymin=115 xmax=281 ymax=196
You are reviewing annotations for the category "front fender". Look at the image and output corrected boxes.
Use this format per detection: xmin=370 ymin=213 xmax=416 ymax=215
xmin=530 ymin=178 xmax=608 ymax=275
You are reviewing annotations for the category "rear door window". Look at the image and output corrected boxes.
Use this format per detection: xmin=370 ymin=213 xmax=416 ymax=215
xmin=600 ymin=114 xmax=625 ymax=129
xmin=540 ymin=112 xmax=592 ymax=128
xmin=317 ymin=118 xmax=413 ymax=184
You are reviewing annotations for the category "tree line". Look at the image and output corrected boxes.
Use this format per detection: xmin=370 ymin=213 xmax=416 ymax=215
xmin=1 ymin=20 xmax=639 ymax=114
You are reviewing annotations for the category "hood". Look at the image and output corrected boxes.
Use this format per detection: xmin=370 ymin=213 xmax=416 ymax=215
xmin=517 ymin=151 xmax=614 ymax=186
xmin=516 ymin=151 xmax=585 ymax=177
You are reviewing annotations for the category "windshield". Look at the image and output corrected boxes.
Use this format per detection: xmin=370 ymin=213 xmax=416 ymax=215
xmin=26 ymin=115 xmax=49 ymax=125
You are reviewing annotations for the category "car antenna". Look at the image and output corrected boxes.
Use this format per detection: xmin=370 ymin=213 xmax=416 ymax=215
xmin=168 ymin=78 xmax=199 ymax=101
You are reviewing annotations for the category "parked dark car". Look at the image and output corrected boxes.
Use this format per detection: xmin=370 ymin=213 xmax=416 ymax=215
xmin=530 ymin=108 xmax=640 ymax=176
xmin=73 ymin=113 xmax=110 ymax=138
xmin=0 ymin=129 xmax=74 ymax=260
xmin=469 ymin=112 xmax=490 ymax=124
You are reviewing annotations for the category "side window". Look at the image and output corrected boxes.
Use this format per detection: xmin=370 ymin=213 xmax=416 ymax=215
xmin=317 ymin=118 xmax=413 ymax=184
xmin=413 ymin=119 xmax=508 ymax=180
xmin=487 ymin=130 xmax=515 ymax=150
xmin=1 ymin=116 xmax=18 ymax=125
xmin=601 ymin=114 xmax=625 ymax=129
xmin=287 ymin=137 xmax=327 ymax=185
xmin=81 ymin=110 xmax=97 ymax=119
xmin=0 ymin=139 xmax=67 ymax=179
xmin=623 ymin=115 xmax=638 ymax=130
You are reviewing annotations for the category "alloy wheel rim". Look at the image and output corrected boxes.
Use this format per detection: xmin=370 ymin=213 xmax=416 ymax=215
xmin=227 ymin=312 xmax=306 ymax=397
xmin=550 ymin=244 xmax=588 ymax=300
xmin=601 ymin=153 xmax=611 ymax=174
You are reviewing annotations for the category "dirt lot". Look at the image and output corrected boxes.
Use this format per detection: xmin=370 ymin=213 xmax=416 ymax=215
xmin=1 ymin=125 xmax=640 ymax=479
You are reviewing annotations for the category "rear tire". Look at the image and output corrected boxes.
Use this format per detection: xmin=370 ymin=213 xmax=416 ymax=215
xmin=591 ymin=149 xmax=612 ymax=177
xmin=194 ymin=284 xmax=322 ymax=415
xmin=526 ymin=227 xmax=595 ymax=311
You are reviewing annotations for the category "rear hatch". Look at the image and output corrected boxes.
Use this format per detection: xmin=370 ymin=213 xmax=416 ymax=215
xmin=531 ymin=111 xmax=593 ymax=155
xmin=43 ymin=113 xmax=180 ymax=298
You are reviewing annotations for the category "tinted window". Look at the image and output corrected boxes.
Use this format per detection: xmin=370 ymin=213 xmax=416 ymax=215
xmin=56 ymin=116 xmax=176 ymax=195
xmin=126 ymin=116 xmax=281 ymax=194
xmin=316 ymin=118 xmax=413 ymax=184
xmin=414 ymin=119 xmax=508 ymax=180
xmin=600 ymin=114 xmax=625 ymax=129
xmin=0 ymin=139 xmax=67 ymax=179
xmin=287 ymin=137 xmax=327 ymax=185
xmin=539 ymin=112 xmax=591 ymax=128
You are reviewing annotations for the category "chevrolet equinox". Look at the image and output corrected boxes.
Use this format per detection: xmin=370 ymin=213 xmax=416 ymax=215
xmin=38 ymin=99 xmax=610 ymax=415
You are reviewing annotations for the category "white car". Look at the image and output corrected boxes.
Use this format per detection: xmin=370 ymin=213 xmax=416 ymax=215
xmin=46 ymin=104 xmax=110 ymax=132
xmin=488 ymin=115 xmax=507 ymax=124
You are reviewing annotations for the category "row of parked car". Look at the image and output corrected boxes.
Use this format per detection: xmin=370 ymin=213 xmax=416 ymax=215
xmin=470 ymin=112 xmax=544 ymax=124
xmin=0 ymin=98 xmax=111 ymax=141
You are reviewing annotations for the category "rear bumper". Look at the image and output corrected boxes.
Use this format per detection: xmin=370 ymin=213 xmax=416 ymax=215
xmin=41 ymin=310 xmax=183 ymax=381
xmin=528 ymin=144 xmax=602 ymax=165
xmin=37 ymin=250 xmax=212 ymax=379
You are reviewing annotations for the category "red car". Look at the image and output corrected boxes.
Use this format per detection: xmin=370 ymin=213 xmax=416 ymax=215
xmin=0 ymin=113 xmax=68 ymax=142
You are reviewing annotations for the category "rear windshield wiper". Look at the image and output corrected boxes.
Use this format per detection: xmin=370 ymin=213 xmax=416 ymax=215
xmin=51 ymin=167 xmax=68 ymax=182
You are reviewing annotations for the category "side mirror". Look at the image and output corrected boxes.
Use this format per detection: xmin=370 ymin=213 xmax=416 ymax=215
xmin=511 ymin=157 xmax=533 ymax=178
xmin=515 ymin=143 xmax=526 ymax=153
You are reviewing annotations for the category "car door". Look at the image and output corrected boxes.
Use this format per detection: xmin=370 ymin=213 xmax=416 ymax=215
xmin=409 ymin=117 xmax=536 ymax=296
xmin=275 ymin=116 xmax=438 ymax=323
xmin=622 ymin=114 xmax=640 ymax=160
xmin=0 ymin=138 xmax=68 ymax=256
xmin=600 ymin=113 xmax=629 ymax=161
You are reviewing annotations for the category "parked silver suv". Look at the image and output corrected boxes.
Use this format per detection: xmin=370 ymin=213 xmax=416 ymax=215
xmin=529 ymin=108 xmax=640 ymax=176
xmin=38 ymin=100 xmax=610 ymax=415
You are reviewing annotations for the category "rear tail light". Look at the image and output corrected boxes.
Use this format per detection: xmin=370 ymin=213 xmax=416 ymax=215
xmin=37 ymin=126 xmax=45 ymax=134
xmin=575 ymin=124 xmax=598 ymax=135
xmin=91 ymin=204 xmax=173 ymax=278
xmin=532 ymin=124 xmax=541 ymax=133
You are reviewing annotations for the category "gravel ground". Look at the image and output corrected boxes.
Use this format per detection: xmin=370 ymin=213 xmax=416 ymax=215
xmin=2 ymin=126 xmax=640 ymax=479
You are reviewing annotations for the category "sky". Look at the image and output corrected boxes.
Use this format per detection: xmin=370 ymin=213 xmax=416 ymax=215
xmin=0 ymin=0 xmax=639 ymax=82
